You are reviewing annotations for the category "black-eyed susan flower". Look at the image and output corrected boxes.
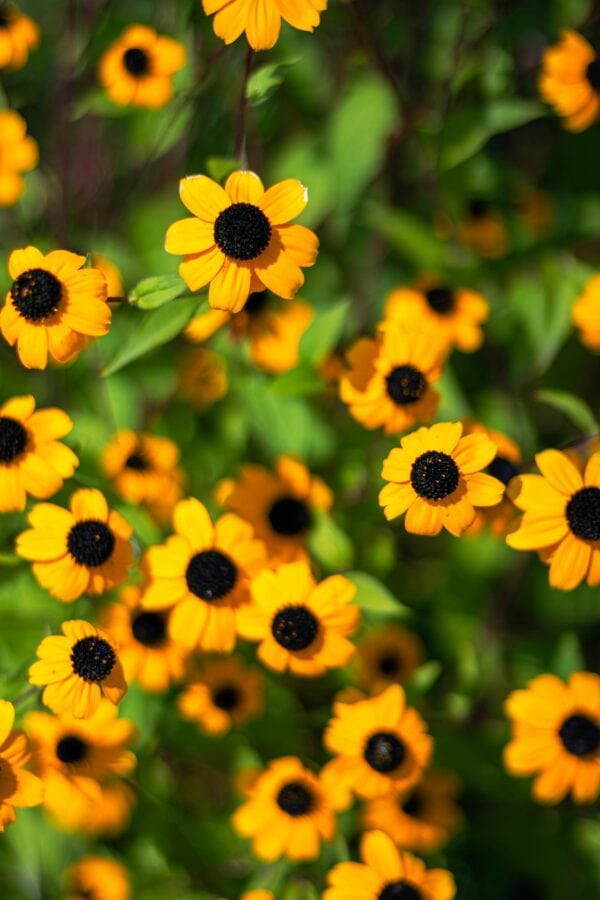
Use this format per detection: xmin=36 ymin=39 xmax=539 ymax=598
xmin=506 ymin=449 xmax=600 ymax=590
xmin=65 ymin=856 xmax=131 ymax=900
xmin=323 ymin=830 xmax=456 ymax=900
xmin=232 ymin=756 xmax=336 ymax=862
xmin=165 ymin=170 xmax=318 ymax=312
xmin=25 ymin=701 xmax=136 ymax=830
xmin=379 ymin=421 xmax=504 ymax=537
xmin=539 ymin=30 xmax=600 ymax=132
xmin=0 ymin=2 xmax=38 ymax=69
xmin=504 ymin=672 xmax=600 ymax=805
xmin=0 ymin=109 xmax=38 ymax=207
xmin=28 ymin=620 xmax=127 ymax=719
xmin=0 ymin=247 xmax=110 ymax=370
xmin=186 ymin=290 xmax=314 ymax=374
xmin=237 ymin=561 xmax=359 ymax=676
xmin=462 ymin=420 xmax=521 ymax=537
xmin=17 ymin=488 xmax=134 ymax=602
xmin=0 ymin=699 xmax=43 ymax=831
xmin=572 ymin=274 xmax=600 ymax=352
xmin=99 ymin=25 xmax=186 ymax=109
xmin=363 ymin=771 xmax=463 ymax=853
xmin=340 ymin=323 xmax=446 ymax=435
xmin=322 ymin=685 xmax=433 ymax=805
xmin=384 ymin=280 xmax=489 ymax=354
xmin=179 ymin=347 xmax=228 ymax=410
xmin=457 ymin=198 xmax=509 ymax=259
xmin=101 ymin=430 xmax=184 ymax=524
xmin=100 ymin=586 xmax=187 ymax=693
xmin=0 ymin=395 xmax=78 ymax=513
xmin=142 ymin=497 xmax=267 ymax=652
xmin=178 ymin=656 xmax=263 ymax=735
xmin=216 ymin=455 xmax=332 ymax=562
xmin=356 ymin=626 xmax=424 ymax=693
xmin=202 ymin=0 xmax=326 ymax=51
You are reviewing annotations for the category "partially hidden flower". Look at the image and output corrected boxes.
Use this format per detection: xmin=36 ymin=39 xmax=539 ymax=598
xmin=0 ymin=109 xmax=38 ymax=207
xmin=539 ymin=30 xmax=600 ymax=132
xmin=202 ymin=0 xmax=327 ymax=52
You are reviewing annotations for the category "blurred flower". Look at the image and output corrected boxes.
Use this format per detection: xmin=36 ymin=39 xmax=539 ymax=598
xmin=512 ymin=186 xmax=553 ymax=238
xmin=323 ymin=830 xmax=456 ymax=900
xmin=216 ymin=455 xmax=332 ymax=562
xmin=0 ymin=109 xmax=38 ymax=207
xmin=237 ymin=560 xmax=359 ymax=676
xmin=91 ymin=253 xmax=124 ymax=299
xmin=102 ymin=429 xmax=184 ymax=524
xmin=186 ymin=290 xmax=314 ymax=374
xmin=179 ymin=347 xmax=228 ymax=410
xmin=362 ymin=770 xmax=463 ymax=853
xmin=506 ymin=449 xmax=600 ymax=590
xmin=322 ymin=685 xmax=433 ymax=804
xmin=572 ymin=273 xmax=600 ymax=352
xmin=241 ymin=892 xmax=274 ymax=900
xmin=65 ymin=856 xmax=131 ymax=900
xmin=25 ymin=701 xmax=136 ymax=830
xmin=457 ymin=198 xmax=509 ymax=259
xmin=504 ymin=672 xmax=600 ymax=804
xmin=98 ymin=24 xmax=186 ymax=108
xmin=17 ymin=488 xmax=134 ymax=602
xmin=202 ymin=0 xmax=326 ymax=51
xmin=356 ymin=626 xmax=424 ymax=692
xmin=0 ymin=2 xmax=38 ymax=70
xmin=165 ymin=170 xmax=318 ymax=312
xmin=232 ymin=756 xmax=336 ymax=862
xmin=539 ymin=30 xmax=600 ymax=132
xmin=100 ymin=586 xmax=187 ymax=693
xmin=379 ymin=421 xmax=504 ymax=537
xmin=384 ymin=281 xmax=488 ymax=354
xmin=462 ymin=420 xmax=522 ymax=537
xmin=28 ymin=620 xmax=127 ymax=719
xmin=142 ymin=497 xmax=267 ymax=652
xmin=178 ymin=656 xmax=263 ymax=734
xmin=340 ymin=322 xmax=445 ymax=435
xmin=78 ymin=779 xmax=136 ymax=837
xmin=0 ymin=700 xmax=43 ymax=832
xmin=0 ymin=247 xmax=110 ymax=370
xmin=0 ymin=395 xmax=77 ymax=513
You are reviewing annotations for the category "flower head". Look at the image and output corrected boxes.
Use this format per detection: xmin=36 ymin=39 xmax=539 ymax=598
xmin=458 ymin=198 xmax=509 ymax=259
xmin=572 ymin=273 xmax=600 ymax=352
xmin=179 ymin=347 xmax=228 ymax=410
xmin=65 ymin=856 xmax=131 ymax=900
xmin=0 ymin=109 xmax=38 ymax=207
xmin=539 ymin=30 xmax=600 ymax=131
xmin=0 ymin=700 xmax=43 ymax=832
xmin=0 ymin=2 xmax=38 ymax=70
xmin=356 ymin=626 xmax=424 ymax=692
xmin=178 ymin=656 xmax=263 ymax=735
xmin=99 ymin=24 xmax=186 ymax=108
xmin=202 ymin=0 xmax=327 ymax=51
xmin=462 ymin=420 xmax=521 ymax=537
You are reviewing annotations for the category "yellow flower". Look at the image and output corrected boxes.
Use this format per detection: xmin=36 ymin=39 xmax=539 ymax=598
xmin=165 ymin=170 xmax=318 ymax=312
xmin=322 ymin=685 xmax=433 ymax=804
xmin=101 ymin=429 xmax=184 ymax=524
xmin=91 ymin=252 xmax=124 ymax=299
xmin=142 ymin=497 xmax=267 ymax=652
xmin=28 ymin=620 xmax=127 ymax=719
xmin=238 ymin=561 xmax=358 ymax=676
xmin=572 ymin=273 xmax=600 ymax=352
xmin=379 ymin=421 xmax=504 ymax=537
xmin=461 ymin=420 xmax=521 ymax=537
xmin=241 ymin=892 xmax=274 ymax=900
xmin=504 ymin=672 xmax=600 ymax=805
xmin=457 ymin=198 xmax=509 ymax=259
xmin=506 ymin=449 xmax=600 ymax=590
xmin=65 ymin=856 xmax=131 ymax=900
xmin=25 ymin=701 xmax=136 ymax=830
xmin=323 ymin=830 xmax=456 ymax=900
xmin=232 ymin=756 xmax=336 ymax=862
xmin=179 ymin=347 xmax=228 ymax=410
xmin=17 ymin=488 xmax=134 ymax=602
xmin=0 ymin=2 xmax=38 ymax=70
xmin=100 ymin=586 xmax=187 ymax=693
xmin=340 ymin=323 xmax=445 ymax=434
xmin=384 ymin=281 xmax=488 ymax=353
xmin=362 ymin=770 xmax=464 ymax=853
xmin=0 ymin=246 xmax=110 ymax=370
xmin=202 ymin=0 xmax=327 ymax=51
xmin=0 ymin=700 xmax=43 ymax=832
xmin=0 ymin=395 xmax=78 ymax=513
xmin=0 ymin=109 xmax=38 ymax=207
xmin=356 ymin=626 xmax=424 ymax=692
xmin=76 ymin=779 xmax=136 ymax=837
xmin=539 ymin=30 xmax=600 ymax=132
xmin=98 ymin=24 xmax=186 ymax=108
xmin=178 ymin=656 xmax=263 ymax=735
xmin=216 ymin=455 xmax=332 ymax=562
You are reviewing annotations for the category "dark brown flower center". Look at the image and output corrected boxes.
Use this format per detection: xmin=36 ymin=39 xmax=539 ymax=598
xmin=11 ymin=268 xmax=62 ymax=322
xmin=425 ymin=286 xmax=455 ymax=315
xmin=213 ymin=203 xmax=272 ymax=261
xmin=402 ymin=788 xmax=424 ymax=818
xmin=67 ymin=520 xmax=115 ymax=567
xmin=272 ymin=605 xmax=318 ymax=651
xmin=488 ymin=455 xmax=518 ymax=486
xmin=123 ymin=46 xmax=150 ymax=76
xmin=56 ymin=734 xmax=87 ymax=764
xmin=559 ymin=714 xmax=600 ymax=757
xmin=0 ymin=416 xmax=27 ymax=463
xmin=125 ymin=451 xmax=149 ymax=471
xmin=244 ymin=290 xmax=269 ymax=315
xmin=378 ymin=651 xmax=401 ymax=678
xmin=410 ymin=450 xmax=459 ymax=500
xmin=379 ymin=883 xmax=422 ymax=900
xmin=212 ymin=684 xmax=240 ymax=711
xmin=276 ymin=780 xmax=314 ymax=816
xmin=386 ymin=365 xmax=427 ymax=406
xmin=131 ymin=611 xmax=166 ymax=647
xmin=70 ymin=636 xmax=116 ymax=683
xmin=586 ymin=59 xmax=600 ymax=90
xmin=268 ymin=496 xmax=311 ymax=536
xmin=566 ymin=487 xmax=600 ymax=542
xmin=185 ymin=549 xmax=237 ymax=601
xmin=468 ymin=198 xmax=491 ymax=218
xmin=364 ymin=731 xmax=406 ymax=773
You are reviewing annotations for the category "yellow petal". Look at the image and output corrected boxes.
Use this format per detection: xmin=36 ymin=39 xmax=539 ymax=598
xmin=179 ymin=175 xmax=230 ymax=222
xmin=225 ymin=170 xmax=264 ymax=204
xmin=260 ymin=179 xmax=308 ymax=224
xmin=165 ymin=217 xmax=215 ymax=254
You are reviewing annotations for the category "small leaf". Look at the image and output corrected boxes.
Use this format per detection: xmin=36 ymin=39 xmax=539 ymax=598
xmin=129 ymin=274 xmax=188 ymax=310
xmin=268 ymin=365 xmax=325 ymax=397
xmin=408 ymin=660 xmax=443 ymax=695
xmin=307 ymin=510 xmax=355 ymax=572
xmin=534 ymin=389 xmax=597 ymax=435
xmin=247 ymin=58 xmax=300 ymax=104
xmin=345 ymin=571 xmax=409 ymax=616
xmin=206 ymin=156 xmax=241 ymax=183
xmin=440 ymin=100 xmax=546 ymax=170
xmin=551 ymin=632 xmax=585 ymax=680
xmin=299 ymin=300 xmax=349 ymax=365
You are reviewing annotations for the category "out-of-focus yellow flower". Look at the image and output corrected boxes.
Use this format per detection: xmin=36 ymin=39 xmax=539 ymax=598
xmin=0 ymin=109 xmax=38 ymax=207
xmin=539 ymin=30 xmax=600 ymax=131
xmin=179 ymin=347 xmax=228 ymax=410
xmin=99 ymin=25 xmax=186 ymax=108
xmin=0 ymin=2 xmax=38 ymax=70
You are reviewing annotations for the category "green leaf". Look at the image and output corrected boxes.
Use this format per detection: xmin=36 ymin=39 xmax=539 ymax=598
xmin=206 ymin=156 xmax=241 ymax=183
xmin=299 ymin=300 xmax=349 ymax=365
xmin=247 ymin=58 xmax=300 ymax=104
xmin=307 ymin=510 xmax=355 ymax=572
xmin=534 ymin=389 xmax=597 ymax=435
xmin=129 ymin=274 xmax=188 ymax=310
xmin=439 ymin=100 xmax=546 ymax=170
xmin=408 ymin=660 xmax=443 ymax=695
xmin=365 ymin=203 xmax=448 ymax=269
xmin=268 ymin=364 xmax=325 ymax=397
xmin=346 ymin=571 xmax=409 ymax=616
xmin=550 ymin=632 xmax=585 ymax=680
xmin=101 ymin=296 xmax=203 ymax=377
